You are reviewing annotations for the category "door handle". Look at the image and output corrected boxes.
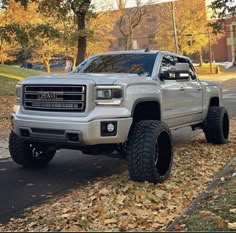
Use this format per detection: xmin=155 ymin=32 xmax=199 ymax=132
xmin=197 ymin=87 xmax=202 ymax=91
xmin=180 ymin=87 xmax=185 ymax=91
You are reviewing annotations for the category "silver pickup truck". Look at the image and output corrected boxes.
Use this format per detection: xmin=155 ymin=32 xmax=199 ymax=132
xmin=9 ymin=50 xmax=230 ymax=183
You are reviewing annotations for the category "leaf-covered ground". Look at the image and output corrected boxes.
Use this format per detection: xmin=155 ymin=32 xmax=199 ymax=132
xmin=0 ymin=96 xmax=15 ymax=117
xmin=0 ymin=77 xmax=18 ymax=97
xmin=0 ymin=119 xmax=236 ymax=232
xmin=0 ymin=95 xmax=14 ymax=133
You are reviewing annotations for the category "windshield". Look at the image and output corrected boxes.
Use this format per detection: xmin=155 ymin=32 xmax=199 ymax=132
xmin=75 ymin=53 xmax=157 ymax=77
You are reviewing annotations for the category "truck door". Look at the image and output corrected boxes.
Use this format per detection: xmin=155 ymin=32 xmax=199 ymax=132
xmin=179 ymin=58 xmax=203 ymax=123
xmin=159 ymin=55 xmax=190 ymax=128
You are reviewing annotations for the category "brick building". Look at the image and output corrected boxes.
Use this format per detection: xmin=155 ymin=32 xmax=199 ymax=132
xmin=211 ymin=17 xmax=236 ymax=62
xmin=108 ymin=0 xmax=234 ymax=63
xmin=109 ymin=3 xmax=161 ymax=51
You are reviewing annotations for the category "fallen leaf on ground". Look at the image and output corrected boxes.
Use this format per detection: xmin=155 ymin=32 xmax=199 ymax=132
xmin=0 ymin=118 xmax=236 ymax=232
xmin=228 ymin=222 xmax=236 ymax=230
xmin=104 ymin=219 xmax=117 ymax=225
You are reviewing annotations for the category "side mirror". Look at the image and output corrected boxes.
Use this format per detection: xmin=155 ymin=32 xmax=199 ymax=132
xmin=159 ymin=72 xmax=170 ymax=81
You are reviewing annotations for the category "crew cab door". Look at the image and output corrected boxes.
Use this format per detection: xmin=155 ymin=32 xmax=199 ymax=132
xmin=158 ymin=54 xmax=189 ymax=127
xmin=180 ymin=58 xmax=203 ymax=123
xmin=158 ymin=55 xmax=203 ymax=128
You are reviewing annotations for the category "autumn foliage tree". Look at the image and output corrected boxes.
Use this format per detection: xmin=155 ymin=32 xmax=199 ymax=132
xmin=86 ymin=11 xmax=117 ymax=57
xmin=0 ymin=25 xmax=21 ymax=64
xmin=209 ymin=0 xmax=236 ymax=32
xmin=29 ymin=25 xmax=61 ymax=73
xmin=0 ymin=0 xmax=61 ymax=72
xmin=58 ymin=9 xmax=117 ymax=68
xmin=34 ymin=0 xmax=93 ymax=65
xmin=155 ymin=0 xmax=209 ymax=63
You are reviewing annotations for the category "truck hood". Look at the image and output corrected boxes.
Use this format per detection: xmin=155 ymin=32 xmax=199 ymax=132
xmin=21 ymin=73 xmax=142 ymax=85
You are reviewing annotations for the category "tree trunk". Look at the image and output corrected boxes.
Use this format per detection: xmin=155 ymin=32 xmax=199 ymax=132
xmin=76 ymin=13 xmax=87 ymax=66
xmin=199 ymin=48 xmax=203 ymax=67
xmin=44 ymin=60 xmax=50 ymax=73
xmin=124 ymin=37 xmax=128 ymax=50
xmin=72 ymin=57 xmax=77 ymax=69
xmin=128 ymin=32 xmax=133 ymax=50
xmin=1 ymin=57 xmax=4 ymax=64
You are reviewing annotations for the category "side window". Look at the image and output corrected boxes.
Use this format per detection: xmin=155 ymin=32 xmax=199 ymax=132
xmin=160 ymin=55 xmax=175 ymax=73
xmin=189 ymin=62 xmax=198 ymax=80
xmin=177 ymin=57 xmax=197 ymax=80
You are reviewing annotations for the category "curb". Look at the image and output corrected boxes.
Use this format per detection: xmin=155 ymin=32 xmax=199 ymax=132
xmin=166 ymin=156 xmax=236 ymax=231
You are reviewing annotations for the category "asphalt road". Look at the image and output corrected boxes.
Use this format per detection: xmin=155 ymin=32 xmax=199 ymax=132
xmin=0 ymin=79 xmax=236 ymax=224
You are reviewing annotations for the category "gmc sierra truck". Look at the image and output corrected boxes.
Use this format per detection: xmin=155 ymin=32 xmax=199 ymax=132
xmin=9 ymin=50 xmax=230 ymax=183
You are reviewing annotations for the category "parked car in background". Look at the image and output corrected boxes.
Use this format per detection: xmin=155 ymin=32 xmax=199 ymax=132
xmin=20 ymin=62 xmax=33 ymax=69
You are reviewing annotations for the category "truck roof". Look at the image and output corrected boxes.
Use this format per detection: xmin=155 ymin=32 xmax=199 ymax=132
xmin=93 ymin=49 xmax=191 ymax=61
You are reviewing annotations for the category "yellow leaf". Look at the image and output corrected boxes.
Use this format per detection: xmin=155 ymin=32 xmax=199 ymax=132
xmin=99 ymin=188 xmax=109 ymax=196
xmin=104 ymin=219 xmax=117 ymax=225
xmin=61 ymin=214 xmax=70 ymax=218
xmin=228 ymin=222 xmax=236 ymax=230
xmin=230 ymin=209 xmax=236 ymax=213
xmin=116 ymin=195 xmax=126 ymax=205
xmin=127 ymin=223 xmax=137 ymax=228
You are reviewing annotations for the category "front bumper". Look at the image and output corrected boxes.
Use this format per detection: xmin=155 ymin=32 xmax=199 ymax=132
xmin=11 ymin=112 xmax=133 ymax=146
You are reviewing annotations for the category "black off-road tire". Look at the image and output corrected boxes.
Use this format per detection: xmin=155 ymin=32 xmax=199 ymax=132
xmin=203 ymin=106 xmax=230 ymax=144
xmin=9 ymin=131 xmax=56 ymax=168
xmin=127 ymin=120 xmax=173 ymax=183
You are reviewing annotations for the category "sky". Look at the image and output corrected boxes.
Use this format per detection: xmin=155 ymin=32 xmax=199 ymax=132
xmin=91 ymin=0 xmax=177 ymax=11
xmin=206 ymin=0 xmax=236 ymax=6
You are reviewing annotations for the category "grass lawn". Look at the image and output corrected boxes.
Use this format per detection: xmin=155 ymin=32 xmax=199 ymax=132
xmin=0 ymin=65 xmax=45 ymax=80
xmin=0 ymin=66 xmax=46 ymax=117
xmin=0 ymin=76 xmax=18 ymax=117
xmin=194 ymin=63 xmax=223 ymax=75
xmin=0 ymin=76 xmax=19 ymax=96
xmin=0 ymin=65 xmax=46 ymax=96
xmin=176 ymin=160 xmax=236 ymax=232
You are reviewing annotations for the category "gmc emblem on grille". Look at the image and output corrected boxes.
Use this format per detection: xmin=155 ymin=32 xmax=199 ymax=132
xmin=37 ymin=92 xmax=63 ymax=101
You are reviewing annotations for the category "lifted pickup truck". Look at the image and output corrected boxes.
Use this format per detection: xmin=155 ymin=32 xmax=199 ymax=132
xmin=9 ymin=50 xmax=230 ymax=183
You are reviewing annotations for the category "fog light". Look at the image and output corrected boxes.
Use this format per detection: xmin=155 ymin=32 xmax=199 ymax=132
xmin=101 ymin=121 xmax=117 ymax=137
xmin=107 ymin=123 xmax=115 ymax=133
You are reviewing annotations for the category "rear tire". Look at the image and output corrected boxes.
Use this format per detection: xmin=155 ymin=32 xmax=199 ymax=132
xmin=203 ymin=106 xmax=230 ymax=144
xmin=9 ymin=131 xmax=56 ymax=168
xmin=127 ymin=120 xmax=173 ymax=183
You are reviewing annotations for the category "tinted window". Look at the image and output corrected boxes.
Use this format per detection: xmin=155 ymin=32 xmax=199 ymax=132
xmin=76 ymin=54 xmax=157 ymax=77
xmin=160 ymin=55 xmax=177 ymax=72
xmin=177 ymin=57 xmax=197 ymax=80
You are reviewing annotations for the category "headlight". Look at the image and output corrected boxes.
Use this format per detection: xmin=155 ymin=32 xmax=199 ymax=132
xmin=15 ymin=84 xmax=22 ymax=104
xmin=95 ymin=86 xmax=123 ymax=105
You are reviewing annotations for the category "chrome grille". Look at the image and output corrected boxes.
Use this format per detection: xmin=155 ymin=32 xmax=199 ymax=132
xmin=23 ymin=85 xmax=86 ymax=112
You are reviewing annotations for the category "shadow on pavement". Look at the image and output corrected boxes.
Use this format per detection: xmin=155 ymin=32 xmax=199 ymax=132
xmin=0 ymin=150 xmax=127 ymax=223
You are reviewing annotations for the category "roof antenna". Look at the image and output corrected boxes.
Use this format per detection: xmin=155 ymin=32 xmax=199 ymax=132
xmin=144 ymin=48 xmax=150 ymax=52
